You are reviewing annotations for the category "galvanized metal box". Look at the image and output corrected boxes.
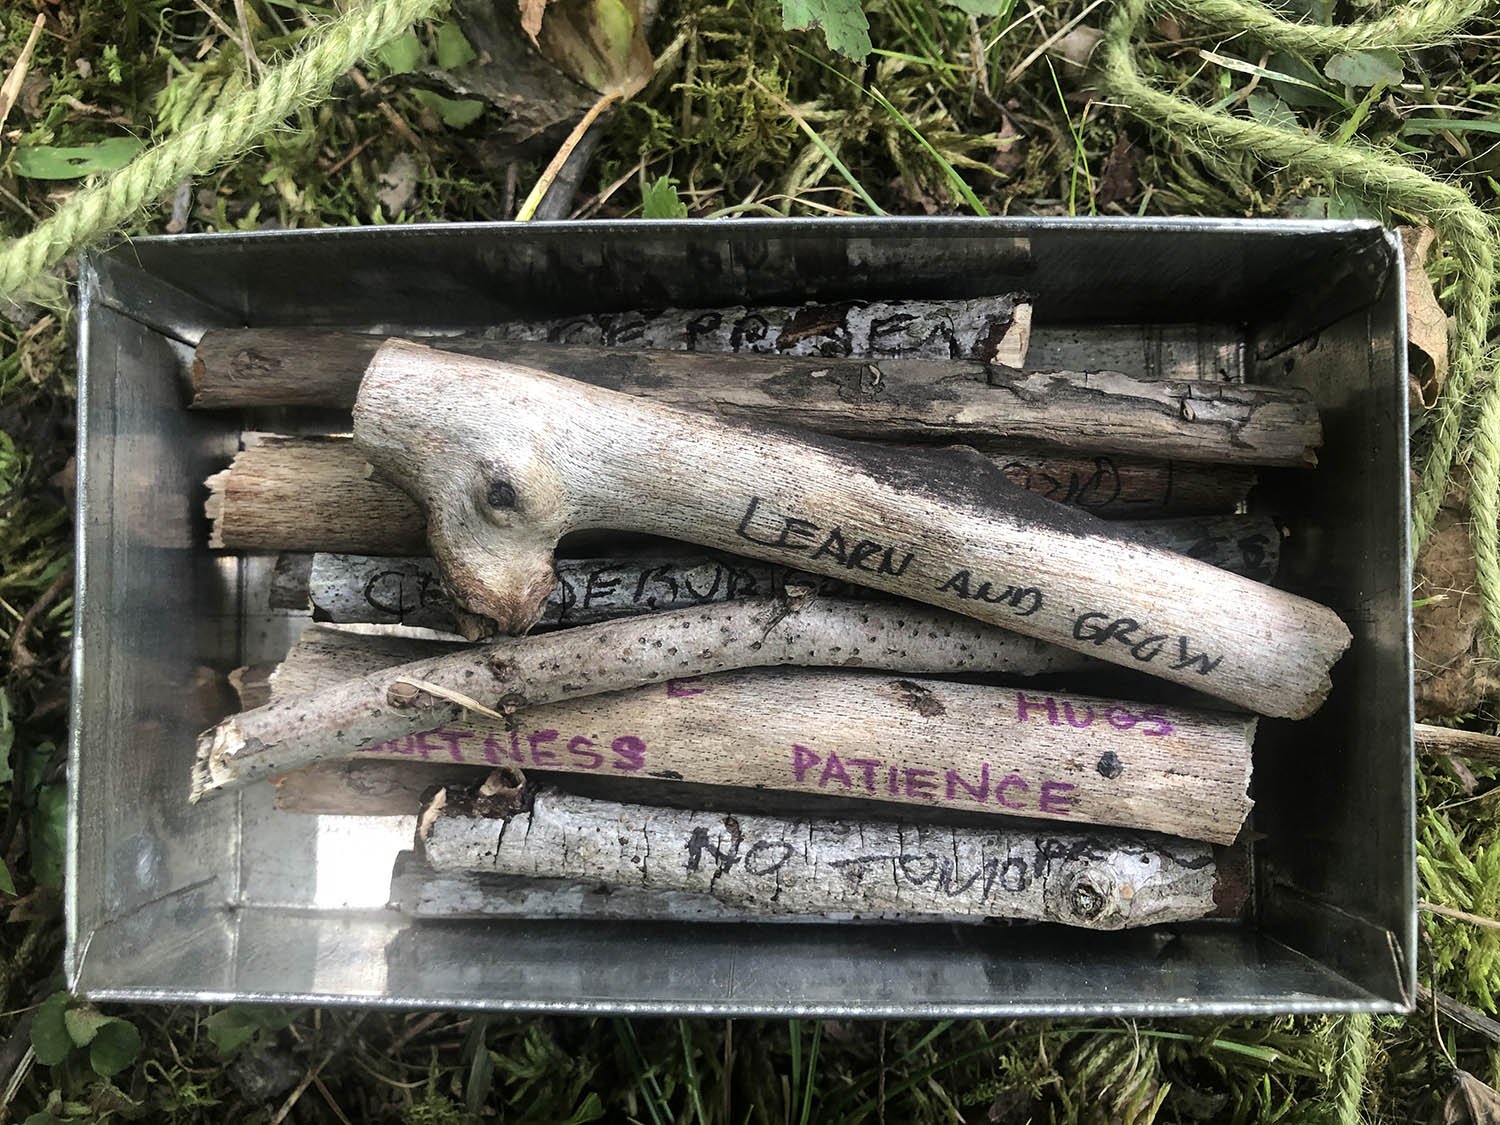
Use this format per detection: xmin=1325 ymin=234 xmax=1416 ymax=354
xmin=70 ymin=218 xmax=1414 ymax=1015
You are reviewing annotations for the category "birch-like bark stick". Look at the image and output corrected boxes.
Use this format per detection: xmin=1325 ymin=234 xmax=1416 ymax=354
xmin=352 ymin=341 xmax=1349 ymax=716
xmin=292 ymin=514 xmax=1280 ymax=630
xmin=261 ymin=627 xmax=1256 ymax=841
xmin=417 ymin=786 xmax=1237 ymax=929
xmin=193 ymin=596 xmax=1098 ymax=801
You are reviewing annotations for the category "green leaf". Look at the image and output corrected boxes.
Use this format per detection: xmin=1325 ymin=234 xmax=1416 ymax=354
xmin=88 ymin=1018 xmax=141 ymax=1077
xmin=782 ymin=0 xmax=873 ymax=60
xmin=435 ymin=22 xmax=477 ymax=70
xmin=1324 ymin=48 xmax=1403 ymax=88
xmin=63 ymin=1004 xmax=111 ymax=1048
xmin=941 ymin=0 xmax=1008 ymax=13
xmin=1403 ymin=116 xmax=1500 ymax=136
xmin=1246 ymin=90 xmax=1299 ymax=131
xmin=564 ymin=1092 xmax=606 ymax=1124
xmin=641 ymin=175 xmax=688 ymax=218
xmin=1266 ymin=52 xmax=1344 ymax=108
xmin=375 ymin=30 xmax=423 ymax=75
xmin=0 ymin=858 xmax=15 ymax=896
xmin=204 ymin=1006 xmax=298 ymax=1057
xmin=31 ymin=993 xmax=74 ymax=1067
xmin=13 ymin=138 xmax=144 ymax=180
xmin=0 ymin=689 xmax=13 ymax=787
xmin=413 ymin=91 xmax=485 ymax=129
xmin=29 ymin=783 xmax=66 ymax=889
xmin=23 ymin=1113 xmax=62 ymax=1125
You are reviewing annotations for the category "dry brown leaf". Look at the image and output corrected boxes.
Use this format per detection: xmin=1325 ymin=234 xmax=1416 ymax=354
xmin=1096 ymin=135 xmax=1141 ymax=209
xmin=518 ymin=0 xmax=552 ymax=43
xmin=1413 ymin=489 xmax=1500 ymax=719
xmin=1431 ymin=1070 xmax=1500 ymax=1125
xmin=537 ymin=0 xmax=653 ymax=98
xmin=1401 ymin=225 xmax=1451 ymax=410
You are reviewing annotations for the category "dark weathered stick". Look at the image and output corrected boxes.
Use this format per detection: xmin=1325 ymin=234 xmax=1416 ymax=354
xmin=417 ymin=785 xmax=1236 ymax=929
xmin=260 ymin=626 xmax=1254 ymax=840
xmin=206 ymin=438 xmax=1259 ymax=553
xmin=293 ymin=514 xmax=1281 ymax=630
xmin=353 ymin=341 xmax=1349 ymax=715
xmin=192 ymin=597 xmax=1099 ymax=801
xmin=192 ymin=335 xmax=1319 ymax=467
xmin=190 ymin=296 xmax=1033 ymax=409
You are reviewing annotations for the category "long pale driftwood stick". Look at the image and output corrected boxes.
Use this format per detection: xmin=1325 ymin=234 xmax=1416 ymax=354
xmin=294 ymin=515 xmax=1281 ymax=630
xmin=206 ymin=437 xmax=1258 ymax=554
xmin=193 ymin=336 xmax=1319 ymax=467
xmin=262 ymin=627 xmax=1255 ymax=842
xmin=354 ymin=341 xmax=1349 ymax=715
xmin=418 ymin=786 xmax=1233 ymax=929
xmin=193 ymin=596 xmax=1106 ymax=801
xmin=190 ymin=296 xmax=1033 ymax=409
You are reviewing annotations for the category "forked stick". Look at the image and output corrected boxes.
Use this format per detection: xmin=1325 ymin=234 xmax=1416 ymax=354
xmin=352 ymin=340 xmax=1350 ymax=716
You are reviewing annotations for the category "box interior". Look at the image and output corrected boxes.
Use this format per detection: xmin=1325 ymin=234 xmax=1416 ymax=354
xmin=70 ymin=219 xmax=1413 ymax=1015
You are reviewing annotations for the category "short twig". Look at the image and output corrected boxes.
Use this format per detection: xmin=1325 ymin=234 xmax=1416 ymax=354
xmin=9 ymin=562 xmax=72 ymax=676
xmin=1420 ymin=983 xmax=1500 ymax=1045
xmin=1421 ymin=900 xmax=1500 ymax=930
xmin=0 ymin=14 xmax=46 ymax=139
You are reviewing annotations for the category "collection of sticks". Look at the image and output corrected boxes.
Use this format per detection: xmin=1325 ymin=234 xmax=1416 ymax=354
xmin=192 ymin=295 xmax=1349 ymax=930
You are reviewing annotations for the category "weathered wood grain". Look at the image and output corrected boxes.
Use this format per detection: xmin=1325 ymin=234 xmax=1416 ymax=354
xmin=256 ymin=626 xmax=1255 ymax=842
xmin=352 ymin=341 xmax=1349 ymax=716
xmin=192 ymin=334 xmax=1319 ymax=467
xmin=206 ymin=438 xmax=1259 ymax=554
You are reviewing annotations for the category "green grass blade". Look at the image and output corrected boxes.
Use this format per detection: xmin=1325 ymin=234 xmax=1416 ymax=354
xmin=749 ymin=77 xmax=886 ymax=215
xmin=866 ymin=84 xmax=989 ymax=215
xmin=679 ymin=1020 xmax=709 ymax=1125
xmin=1402 ymin=116 xmax=1500 ymax=135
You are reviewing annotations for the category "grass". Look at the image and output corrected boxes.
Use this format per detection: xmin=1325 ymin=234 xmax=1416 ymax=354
xmin=2 ymin=0 xmax=1500 ymax=1120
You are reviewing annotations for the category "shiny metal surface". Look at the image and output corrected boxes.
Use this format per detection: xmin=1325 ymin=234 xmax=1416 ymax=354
xmin=70 ymin=218 xmax=1413 ymax=1015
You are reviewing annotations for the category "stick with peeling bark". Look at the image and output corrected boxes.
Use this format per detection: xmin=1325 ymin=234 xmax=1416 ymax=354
xmin=206 ymin=438 xmax=1258 ymax=554
xmin=193 ymin=597 xmax=1103 ymax=800
xmin=190 ymin=295 xmax=1033 ymax=409
xmin=261 ymin=628 xmax=1256 ymax=842
xmin=418 ymin=785 xmax=1239 ymax=930
xmin=352 ymin=340 xmax=1349 ymax=716
xmin=294 ymin=514 xmax=1281 ymax=631
xmin=192 ymin=337 xmax=1319 ymax=466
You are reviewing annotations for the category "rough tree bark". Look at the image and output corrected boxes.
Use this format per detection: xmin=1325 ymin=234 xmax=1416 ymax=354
xmin=258 ymin=627 xmax=1255 ymax=842
xmin=193 ymin=596 xmax=1112 ymax=801
xmin=192 ymin=336 xmax=1319 ymax=467
xmin=417 ymin=785 xmax=1238 ymax=929
xmin=291 ymin=514 xmax=1280 ymax=631
xmin=352 ymin=340 xmax=1349 ymax=715
xmin=206 ymin=438 xmax=1260 ymax=554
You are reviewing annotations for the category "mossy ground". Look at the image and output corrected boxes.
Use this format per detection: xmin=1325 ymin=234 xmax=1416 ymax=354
xmin=2 ymin=0 xmax=1499 ymax=1120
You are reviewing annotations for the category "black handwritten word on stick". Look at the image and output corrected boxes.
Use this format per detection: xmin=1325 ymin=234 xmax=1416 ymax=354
xmin=735 ymin=495 xmax=916 ymax=578
xmin=1071 ymin=612 xmax=1224 ymax=675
